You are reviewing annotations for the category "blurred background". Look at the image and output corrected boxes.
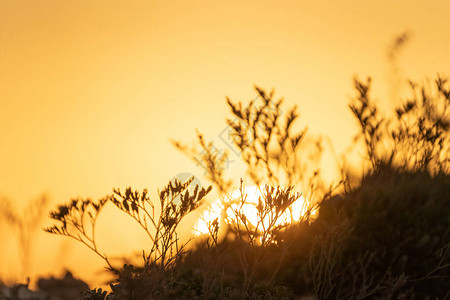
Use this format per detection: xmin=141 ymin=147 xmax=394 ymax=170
xmin=1 ymin=0 xmax=449 ymax=288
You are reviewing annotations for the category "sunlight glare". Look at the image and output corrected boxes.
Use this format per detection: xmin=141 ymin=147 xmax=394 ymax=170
xmin=194 ymin=185 xmax=312 ymax=236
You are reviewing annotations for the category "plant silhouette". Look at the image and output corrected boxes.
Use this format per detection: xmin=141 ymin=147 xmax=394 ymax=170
xmin=43 ymin=73 xmax=449 ymax=299
xmin=44 ymin=177 xmax=211 ymax=295
xmin=0 ymin=194 xmax=48 ymax=280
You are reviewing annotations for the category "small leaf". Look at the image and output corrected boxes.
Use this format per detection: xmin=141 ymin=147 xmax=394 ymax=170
xmin=123 ymin=200 xmax=129 ymax=211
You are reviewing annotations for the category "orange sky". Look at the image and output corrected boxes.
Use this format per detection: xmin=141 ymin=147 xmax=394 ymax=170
xmin=1 ymin=0 xmax=449 ymax=287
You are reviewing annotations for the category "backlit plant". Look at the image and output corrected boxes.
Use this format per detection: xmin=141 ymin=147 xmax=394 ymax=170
xmin=44 ymin=177 xmax=211 ymax=276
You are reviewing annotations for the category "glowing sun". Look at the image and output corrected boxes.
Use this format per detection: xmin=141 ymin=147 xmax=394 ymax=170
xmin=194 ymin=185 xmax=314 ymax=236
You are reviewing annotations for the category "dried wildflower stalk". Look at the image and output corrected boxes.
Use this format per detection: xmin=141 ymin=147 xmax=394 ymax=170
xmin=172 ymin=131 xmax=232 ymax=195
xmin=224 ymin=179 xmax=303 ymax=292
xmin=226 ymin=179 xmax=300 ymax=247
xmin=350 ymin=76 xmax=449 ymax=173
xmin=44 ymin=197 xmax=115 ymax=271
xmin=392 ymin=77 xmax=450 ymax=173
xmin=111 ymin=177 xmax=212 ymax=272
xmin=1 ymin=195 xmax=48 ymax=278
xmin=45 ymin=177 xmax=212 ymax=273
xmin=226 ymin=87 xmax=309 ymax=188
